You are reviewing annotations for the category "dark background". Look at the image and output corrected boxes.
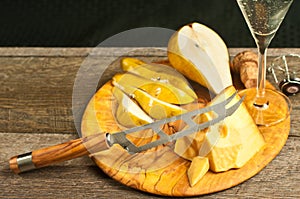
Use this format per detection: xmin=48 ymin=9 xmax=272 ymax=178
xmin=1 ymin=0 xmax=299 ymax=47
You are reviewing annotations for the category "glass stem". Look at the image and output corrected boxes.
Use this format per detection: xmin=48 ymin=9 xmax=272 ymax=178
xmin=254 ymin=42 xmax=270 ymax=108
xmin=253 ymin=31 xmax=275 ymax=108
xmin=257 ymin=47 xmax=267 ymax=99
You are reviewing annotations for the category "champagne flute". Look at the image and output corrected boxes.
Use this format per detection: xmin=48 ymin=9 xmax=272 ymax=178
xmin=236 ymin=0 xmax=293 ymax=126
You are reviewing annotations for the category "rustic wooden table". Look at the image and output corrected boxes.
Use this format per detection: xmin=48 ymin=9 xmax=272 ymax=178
xmin=0 ymin=48 xmax=299 ymax=198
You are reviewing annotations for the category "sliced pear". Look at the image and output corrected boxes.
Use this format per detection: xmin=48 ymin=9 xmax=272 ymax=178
xmin=112 ymin=73 xmax=195 ymax=104
xmin=138 ymin=83 xmax=195 ymax=105
xmin=168 ymin=22 xmax=232 ymax=94
xmin=133 ymin=88 xmax=187 ymax=120
xmin=187 ymin=156 xmax=209 ymax=187
xmin=121 ymin=57 xmax=145 ymax=69
xmin=121 ymin=57 xmax=198 ymax=99
xmin=112 ymin=73 xmax=151 ymax=95
xmin=112 ymin=87 xmax=153 ymax=128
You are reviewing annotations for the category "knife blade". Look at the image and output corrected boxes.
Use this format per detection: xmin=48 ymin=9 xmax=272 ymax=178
xmin=107 ymin=92 xmax=243 ymax=153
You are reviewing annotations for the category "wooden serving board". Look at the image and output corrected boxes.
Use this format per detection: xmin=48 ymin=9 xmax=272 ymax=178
xmin=81 ymin=77 xmax=290 ymax=197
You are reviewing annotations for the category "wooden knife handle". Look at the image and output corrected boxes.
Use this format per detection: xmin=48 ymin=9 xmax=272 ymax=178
xmin=9 ymin=133 xmax=109 ymax=174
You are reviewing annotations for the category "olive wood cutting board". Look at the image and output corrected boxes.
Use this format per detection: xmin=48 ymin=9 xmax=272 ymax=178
xmin=81 ymin=73 xmax=290 ymax=197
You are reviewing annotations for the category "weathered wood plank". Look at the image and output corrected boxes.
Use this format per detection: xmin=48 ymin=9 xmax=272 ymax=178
xmin=1 ymin=133 xmax=299 ymax=198
xmin=0 ymin=47 xmax=299 ymax=57
xmin=0 ymin=47 xmax=168 ymax=57
xmin=0 ymin=57 xmax=79 ymax=134
xmin=290 ymin=108 xmax=300 ymax=137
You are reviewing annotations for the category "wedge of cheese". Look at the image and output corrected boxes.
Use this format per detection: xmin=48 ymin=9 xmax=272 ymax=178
xmin=187 ymin=156 xmax=209 ymax=187
xmin=199 ymin=86 xmax=265 ymax=172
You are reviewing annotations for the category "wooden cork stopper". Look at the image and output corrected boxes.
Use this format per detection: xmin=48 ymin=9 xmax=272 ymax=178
xmin=232 ymin=51 xmax=258 ymax=88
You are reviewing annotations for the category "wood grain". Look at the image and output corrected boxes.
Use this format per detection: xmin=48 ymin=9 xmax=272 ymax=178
xmin=9 ymin=133 xmax=110 ymax=174
xmin=1 ymin=48 xmax=299 ymax=198
xmin=81 ymin=80 xmax=291 ymax=196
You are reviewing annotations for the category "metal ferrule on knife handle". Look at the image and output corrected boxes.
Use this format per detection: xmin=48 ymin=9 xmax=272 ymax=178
xmin=9 ymin=152 xmax=36 ymax=173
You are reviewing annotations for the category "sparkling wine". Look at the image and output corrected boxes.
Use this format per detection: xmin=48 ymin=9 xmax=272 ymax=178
xmin=237 ymin=0 xmax=293 ymax=49
xmin=237 ymin=0 xmax=293 ymax=34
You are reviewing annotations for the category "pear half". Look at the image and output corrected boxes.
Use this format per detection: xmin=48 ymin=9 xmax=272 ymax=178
xmin=168 ymin=22 xmax=232 ymax=94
